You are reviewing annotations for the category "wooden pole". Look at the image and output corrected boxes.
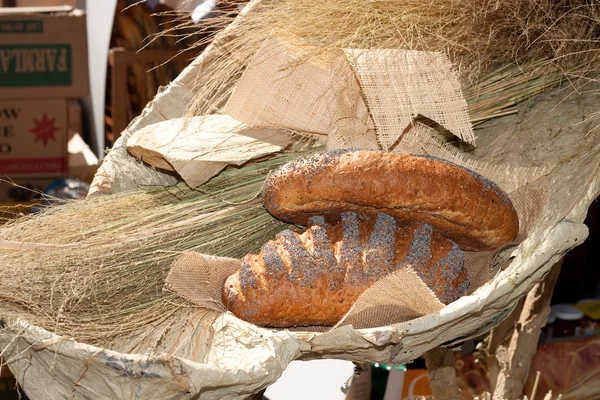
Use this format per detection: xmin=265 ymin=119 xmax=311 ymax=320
xmin=423 ymin=347 xmax=462 ymax=400
xmin=484 ymin=259 xmax=563 ymax=400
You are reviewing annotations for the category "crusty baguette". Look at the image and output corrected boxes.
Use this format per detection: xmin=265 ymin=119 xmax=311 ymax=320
xmin=263 ymin=150 xmax=519 ymax=252
xmin=223 ymin=212 xmax=469 ymax=327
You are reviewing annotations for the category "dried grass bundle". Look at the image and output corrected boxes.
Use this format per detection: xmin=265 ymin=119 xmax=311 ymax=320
xmin=465 ymin=63 xmax=566 ymax=125
xmin=0 ymin=148 xmax=317 ymax=344
xmin=151 ymin=0 xmax=599 ymax=119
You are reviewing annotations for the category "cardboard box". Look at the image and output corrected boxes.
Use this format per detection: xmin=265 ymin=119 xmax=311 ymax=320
xmin=0 ymin=98 xmax=68 ymax=178
xmin=66 ymin=100 xmax=99 ymax=183
xmin=67 ymin=97 xmax=80 ymax=140
xmin=383 ymin=368 xmax=434 ymax=399
xmin=0 ymin=7 xmax=89 ymax=99
xmin=0 ymin=99 xmax=96 ymax=204
xmin=68 ymin=132 xmax=98 ymax=183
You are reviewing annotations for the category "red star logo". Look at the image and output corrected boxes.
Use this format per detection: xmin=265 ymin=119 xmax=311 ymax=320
xmin=30 ymin=113 xmax=60 ymax=147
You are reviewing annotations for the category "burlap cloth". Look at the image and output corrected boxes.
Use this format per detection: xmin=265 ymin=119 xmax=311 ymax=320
xmin=223 ymin=33 xmax=379 ymax=149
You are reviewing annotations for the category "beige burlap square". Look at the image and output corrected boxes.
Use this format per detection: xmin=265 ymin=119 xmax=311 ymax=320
xmin=166 ymin=252 xmax=241 ymax=313
xmin=344 ymin=48 xmax=476 ymax=150
xmin=223 ymin=33 xmax=378 ymax=149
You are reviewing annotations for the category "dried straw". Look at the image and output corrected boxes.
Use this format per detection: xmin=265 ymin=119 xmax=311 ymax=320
xmin=149 ymin=0 xmax=600 ymax=120
xmin=0 ymin=148 xmax=317 ymax=345
xmin=465 ymin=63 xmax=567 ymax=125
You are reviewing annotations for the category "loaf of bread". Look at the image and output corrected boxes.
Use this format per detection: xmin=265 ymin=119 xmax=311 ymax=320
xmin=263 ymin=150 xmax=519 ymax=252
xmin=223 ymin=212 xmax=469 ymax=327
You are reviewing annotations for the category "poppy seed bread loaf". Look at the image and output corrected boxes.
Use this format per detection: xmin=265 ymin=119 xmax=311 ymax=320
xmin=223 ymin=212 xmax=469 ymax=327
xmin=263 ymin=150 xmax=519 ymax=252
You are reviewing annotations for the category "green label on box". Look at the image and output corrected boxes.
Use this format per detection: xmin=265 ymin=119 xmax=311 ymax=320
xmin=0 ymin=20 xmax=43 ymax=33
xmin=0 ymin=44 xmax=71 ymax=87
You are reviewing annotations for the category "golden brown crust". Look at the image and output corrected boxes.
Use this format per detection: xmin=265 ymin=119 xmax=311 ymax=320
xmin=263 ymin=150 xmax=519 ymax=252
xmin=222 ymin=213 xmax=469 ymax=327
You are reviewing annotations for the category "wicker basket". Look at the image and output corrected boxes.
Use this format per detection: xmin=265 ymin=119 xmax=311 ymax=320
xmin=1 ymin=4 xmax=598 ymax=399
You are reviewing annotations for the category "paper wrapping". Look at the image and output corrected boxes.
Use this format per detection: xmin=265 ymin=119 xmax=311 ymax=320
xmin=126 ymin=115 xmax=287 ymax=188
xmin=88 ymin=84 xmax=191 ymax=196
xmin=3 ymin=124 xmax=597 ymax=397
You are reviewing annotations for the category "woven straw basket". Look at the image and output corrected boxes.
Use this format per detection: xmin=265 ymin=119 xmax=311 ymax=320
xmin=1 ymin=5 xmax=599 ymax=400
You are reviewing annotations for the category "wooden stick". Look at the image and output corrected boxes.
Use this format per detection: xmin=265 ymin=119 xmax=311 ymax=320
xmin=422 ymin=347 xmax=462 ymax=400
xmin=530 ymin=371 xmax=541 ymax=400
xmin=542 ymin=390 xmax=553 ymax=400
xmin=487 ymin=259 xmax=563 ymax=399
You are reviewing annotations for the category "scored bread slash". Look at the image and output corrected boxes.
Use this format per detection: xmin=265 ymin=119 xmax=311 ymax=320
xmin=223 ymin=212 xmax=469 ymax=328
xmin=262 ymin=149 xmax=519 ymax=252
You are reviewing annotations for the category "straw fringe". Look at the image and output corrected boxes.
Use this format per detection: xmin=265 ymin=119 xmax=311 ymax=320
xmin=149 ymin=0 xmax=600 ymax=120
xmin=0 ymin=149 xmax=318 ymax=345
